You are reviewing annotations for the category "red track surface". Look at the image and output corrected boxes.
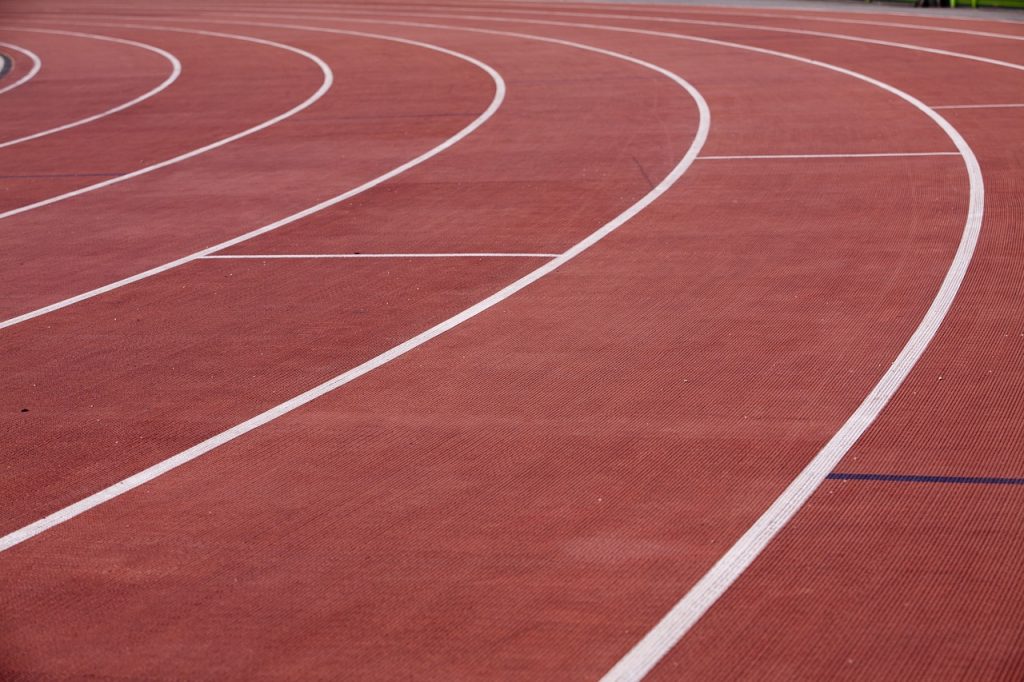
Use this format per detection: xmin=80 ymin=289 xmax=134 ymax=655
xmin=0 ymin=1 xmax=1021 ymax=679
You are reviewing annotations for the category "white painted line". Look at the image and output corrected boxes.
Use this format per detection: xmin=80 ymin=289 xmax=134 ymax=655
xmin=0 ymin=41 xmax=42 ymax=95
xmin=699 ymin=151 xmax=959 ymax=160
xmin=0 ymin=29 xmax=181 ymax=149
xmin=0 ymin=23 xmax=506 ymax=331
xmin=201 ymin=253 xmax=560 ymax=259
xmin=347 ymin=13 xmax=982 ymax=682
xmin=933 ymin=103 xmax=1024 ymax=109
xmin=0 ymin=24 xmax=332 ymax=221
xmin=0 ymin=23 xmax=710 ymax=555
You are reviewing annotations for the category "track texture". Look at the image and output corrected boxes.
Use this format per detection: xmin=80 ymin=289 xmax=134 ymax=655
xmin=0 ymin=1 xmax=1021 ymax=679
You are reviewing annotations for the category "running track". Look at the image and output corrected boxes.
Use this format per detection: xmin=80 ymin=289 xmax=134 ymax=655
xmin=1 ymin=0 xmax=1022 ymax=679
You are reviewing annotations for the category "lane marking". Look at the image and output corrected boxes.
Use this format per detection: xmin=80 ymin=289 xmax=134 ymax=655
xmin=698 ymin=152 xmax=959 ymax=160
xmin=201 ymin=253 xmax=560 ymax=259
xmin=0 ymin=23 xmax=332 ymax=221
xmin=933 ymin=103 xmax=1024 ymax=109
xmin=0 ymin=23 xmax=506 ymax=331
xmin=829 ymin=472 xmax=1024 ymax=485
xmin=0 ymin=28 xmax=181 ymax=149
xmin=0 ymin=41 xmax=42 ymax=95
xmin=0 ymin=22 xmax=710 ymax=555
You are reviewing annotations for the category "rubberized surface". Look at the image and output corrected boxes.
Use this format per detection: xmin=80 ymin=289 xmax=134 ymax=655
xmin=1 ymin=1 xmax=1022 ymax=679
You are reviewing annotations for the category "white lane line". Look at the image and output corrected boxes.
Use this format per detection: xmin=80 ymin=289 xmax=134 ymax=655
xmin=933 ymin=103 xmax=1024 ymax=109
xmin=353 ymin=13 xmax=982 ymax=682
xmin=0 ymin=29 xmax=181 ymax=149
xmin=201 ymin=253 xmax=560 ymax=259
xmin=0 ymin=23 xmax=506 ymax=331
xmin=328 ymin=5 xmax=1024 ymax=73
xmin=0 ymin=23 xmax=332 ymax=221
xmin=699 ymin=151 xmax=959 ymax=160
xmin=0 ymin=41 xmax=42 ymax=95
xmin=0 ymin=23 xmax=710 ymax=554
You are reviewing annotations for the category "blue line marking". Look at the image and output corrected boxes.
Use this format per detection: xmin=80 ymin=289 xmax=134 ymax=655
xmin=828 ymin=472 xmax=1024 ymax=486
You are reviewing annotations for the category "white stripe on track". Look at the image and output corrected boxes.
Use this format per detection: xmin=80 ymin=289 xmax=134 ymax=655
xmin=0 ymin=29 xmax=181 ymax=149
xmin=0 ymin=23 xmax=711 ymax=558
xmin=0 ymin=23 xmax=506 ymax=331
xmin=0 ymin=41 xmax=42 ymax=95
xmin=0 ymin=24 xmax=332 ymax=221
xmin=699 ymin=151 xmax=959 ymax=160
xmin=201 ymin=253 xmax=559 ymax=259
xmin=329 ymin=11 xmax=983 ymax=681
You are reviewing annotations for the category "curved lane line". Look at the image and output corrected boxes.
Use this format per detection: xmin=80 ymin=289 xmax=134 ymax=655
xmin=344 ymin=12 xmax=983 ymax=681
xmin=0 ymin=24 xmax=506 ymax=330
xmin=0 ymin=41 xmax=42 ymax=95
xmin=0 ymin=22 xmax=710 ymax=555
xmin=0 ymin=28 xmax=181 ymax=149
xmin=0 ymin=23 xmax=332 ymax=221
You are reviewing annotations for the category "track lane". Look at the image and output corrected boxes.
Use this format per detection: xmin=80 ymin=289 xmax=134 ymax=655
xmin=0 ymin=22 xmax=504 ymax=325
xmin=0 ymin=9 xmax=983 ymax=675
xmin=0 ymin=22 xmax=330 ymax=217
xmin=0 ymin=28 xmax=180 ymax=150
xmin=647 ymin=100 xmax=1024 ymax=680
